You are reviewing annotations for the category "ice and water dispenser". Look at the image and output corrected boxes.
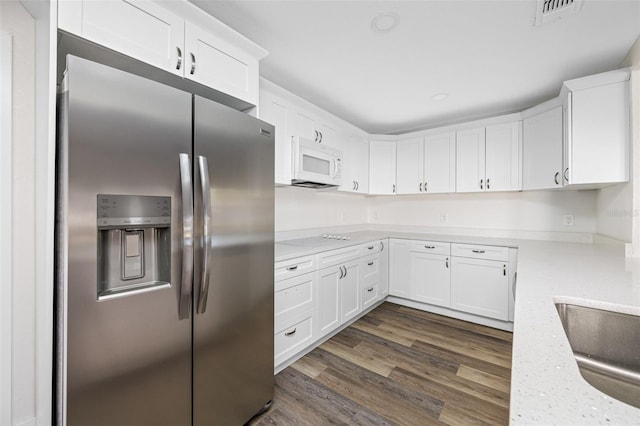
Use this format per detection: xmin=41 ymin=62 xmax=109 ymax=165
xmin=97 ymin=194 xmax=171 ymax=300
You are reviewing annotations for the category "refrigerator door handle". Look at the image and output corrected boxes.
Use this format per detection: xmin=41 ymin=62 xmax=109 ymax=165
xmin=196 ymin=155 xmax=213 ymax=314
xmin=179 ymin=153 xmax=194 ymax=320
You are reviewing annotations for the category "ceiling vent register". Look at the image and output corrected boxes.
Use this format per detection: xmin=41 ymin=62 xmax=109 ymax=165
xmin=535 ymin=0 xmax=583 ymax=26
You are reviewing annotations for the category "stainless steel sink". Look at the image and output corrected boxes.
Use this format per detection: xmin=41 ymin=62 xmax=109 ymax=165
xmin=555 ymin=303 xmax=640 ymax=408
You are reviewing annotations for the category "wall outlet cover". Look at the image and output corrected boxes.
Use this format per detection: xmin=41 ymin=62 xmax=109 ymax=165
xmin=563 ymin=214 xmax=574 ymax=226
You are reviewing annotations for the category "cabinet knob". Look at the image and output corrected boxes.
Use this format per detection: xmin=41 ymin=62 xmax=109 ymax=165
xmin=284 ymin=328 xmax=297 ymax=337
xmin=355 ymin=181 xmax=359 ymax=191
xmin=319 ymin=131 xmax=323 ymax=143
xmin=472 ymin=249 xmax=485 ymax=254
xmin=480 ymin=179 xmax=484 ymax=190
xmin=367 ymin=287 xmax=374 ymax=292
xmin=424 ymin=181 xmax=427 ymax=192
xmin=564 ymin=168 xmax=569 ymax=182
xmin=392 ymin=184 xmax=396 ymax=193
xmin=367 ymin=261 xmax=374 ymax=266
xmin=446 ymin=257 xmax=449 ymax=268
xmin=314 ymin=130 xmax=319 ymax=142
xmin=353 ymin=181 xmax=357 ymax=191
xmin=286 ymin=265 xmax=298 ymax=271
xmin=487 ymin=178 xmax=490 ymax=190
xmin=554 ymin=172 xmax=560 ymax=185
xmin=419 ymin=182 xmax=423 ymax=192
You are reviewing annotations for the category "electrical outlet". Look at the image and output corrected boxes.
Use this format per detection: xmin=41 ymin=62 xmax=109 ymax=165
xmin=440 ymin=214 xmax=447 ymax=223
xmin=563 ymin=214 xmax=574 ymax=226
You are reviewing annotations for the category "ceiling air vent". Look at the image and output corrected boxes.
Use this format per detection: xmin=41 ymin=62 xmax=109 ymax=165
xmin=535 ymin=0 xmax=583 ymax=26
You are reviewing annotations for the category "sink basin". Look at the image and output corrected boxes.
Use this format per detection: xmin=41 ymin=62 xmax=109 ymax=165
xmin=555 ymin=303 xmax=640 ymax=408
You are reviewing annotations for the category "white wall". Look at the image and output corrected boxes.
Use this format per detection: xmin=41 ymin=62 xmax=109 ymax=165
xmin=275 ymin=186 xmax=368 ymax=232
xmin=368 ymin=190 xmax=597 ymax=235
xmin=0 ymin=2 xmax=37 ymax=425
xmin=596 ymin=184 xmax=633 ymax=242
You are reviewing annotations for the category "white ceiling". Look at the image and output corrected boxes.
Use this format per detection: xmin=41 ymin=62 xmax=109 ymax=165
xmin=193 ymin=0 xmax=640 ymax=135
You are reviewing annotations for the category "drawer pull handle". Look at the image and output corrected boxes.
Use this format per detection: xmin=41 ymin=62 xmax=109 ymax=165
xmin=367 ymin=261 xmax=374 ymax=266
xmin=472 ymin=250 xmax=485 ymax=254
xmin=284 ymin=328 xmax=297 ymax=336
xmin=503 ymin=264 xmax=506 ymax=276
xmin=367 ymin=287 xmax=374 ymax=292
xmin=425 ymin=245 xmax=436 ymax=249
xmin=446 ymin=258 xmax=449 ymax=268
xmin=368 ymin=246 xmax=374 ymax=250
xmin=286 ymin=265 xmax=298 ymax=271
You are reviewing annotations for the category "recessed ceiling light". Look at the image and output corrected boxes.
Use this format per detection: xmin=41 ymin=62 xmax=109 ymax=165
xmin=431 ymin=93 xmax=450 ymax=101
xmin=371 ymin=11 xmax=399 ymax=33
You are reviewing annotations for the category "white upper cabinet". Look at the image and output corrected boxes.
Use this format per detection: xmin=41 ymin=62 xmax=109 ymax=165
xmin=369 ymin=140 xmax=397 ymax=195
xmin=59 ymin=1 xmax=185 ymax=75
xmin=485 ymin=122 xmax=521 ymax=192
xmin=58 ymin=0 xmax=265 ymax=105
xmin=396 ymin=137 xmax=423 ymax=195
xmin=456 ymin=128 xmax=486 ymax=192
xmin=340 ymin=134 xmax=369 ymax=193
xmin=396 ymin=133 xmax=456 ymax=195
xmin=289 ymin=111 xmax=336 ymax=146
xmin=259 ymin=89 xmax=291 ymax=185
xmin=456 ymin=123 xmax=521 ymax=193
xmin=523 ymin=106 xmax=563 ymax=190
xmin=424 ymin=132 xmax=456 ymax=193
xmin=563 ymin=73 xmax=630 ymax=187
xmin=184 ymin=24 xmax=259 ymax=105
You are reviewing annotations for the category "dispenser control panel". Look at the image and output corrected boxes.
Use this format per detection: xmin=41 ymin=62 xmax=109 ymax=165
xmin=97 ymin=194 xmax=170 ymax=228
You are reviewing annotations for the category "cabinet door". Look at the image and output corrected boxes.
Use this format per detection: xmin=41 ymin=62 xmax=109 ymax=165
xmin=291 ymin=110 xmax=317 ymax=141
xmin=352 ymin=135 xmax=370 ymax=193
xmin=318 ymin=122 xmax=337 ymax=147
xmin=485 ymin=122 xmax=521 ymax=192
xmin=316 ymin=265 xmax=341 ymax=337
xmin=569 ymin=81 xmax=630 ymax=185
xmin=60 ymin=0 xmax=184 ymax=76
xmin=523 ymin=107 xmax=563 ymax=190
xmin=185 ymin=24 xmax=259 ymax=105
xmin=450 ymin=257 xmax=509 ymax=320
xmin=379 ymin=240 xmax=389 ymax=298
xmin=424 ymin=132 xmax=456 ymax=193
xmin=410 ymin=252 xmax=450 ymax=307
xmin=396 ymin=137 xmax=424 ymax=194
xmin=340 ymin=261 xmax=361 ymax=323
xmin=260 ymin=90 xmax=291 ymax=185
xmin=369 ymin=140 xmax=397 ymax=195
xmin=456 ymin=128 xmax=485 ymax=192
xmin=389 ymin=239 xmax=411 ymax=298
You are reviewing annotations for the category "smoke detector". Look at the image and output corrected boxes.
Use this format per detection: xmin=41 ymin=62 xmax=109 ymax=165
xmin=535 ymin=0 xmax=584 ymax=26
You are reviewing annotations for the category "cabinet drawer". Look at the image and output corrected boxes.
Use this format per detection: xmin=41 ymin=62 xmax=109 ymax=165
xmin=361 ymin=253 xmax=380 ymax=283
xmin=275 ymin=272 xmax=315 ymax=332
xmin=410 ymin=240 xmax=450 ymax=255
xmin=275 ymin=316 xmax=314 ymax=366
xmin=275 ymin=255 xmax=316 ymax=281
xmin=362 ymin=240 xmax=384 ymax=254
xmin=362 ymin=282 xmax=378 ymax=309
xmin=451 ymin=243 xmax=508 ymax=261
xmin=318 ymin=245 xmax=361 ymax=269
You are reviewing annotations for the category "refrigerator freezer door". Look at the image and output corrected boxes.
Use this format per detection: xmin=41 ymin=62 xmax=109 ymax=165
xmin=58 ymin=56 xmax=192 ymax=425
xmin=192 ymin=96 xmax=275 ymax=425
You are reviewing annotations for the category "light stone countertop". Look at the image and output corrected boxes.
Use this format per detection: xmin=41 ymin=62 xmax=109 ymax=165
xmin=275 ymin=230 xmax=640 ymax=424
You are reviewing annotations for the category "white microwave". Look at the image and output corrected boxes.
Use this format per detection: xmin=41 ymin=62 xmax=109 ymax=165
xmin=291 ymin=136 xmax=343 ymax=188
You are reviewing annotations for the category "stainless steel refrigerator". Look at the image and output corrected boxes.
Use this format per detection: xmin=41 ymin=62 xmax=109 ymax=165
xmin=55 ymin=56 xmax=274 ymax=425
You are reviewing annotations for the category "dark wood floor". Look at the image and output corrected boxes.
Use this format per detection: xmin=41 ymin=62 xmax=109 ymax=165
xmin=250 ymin=302 xmax=513 ymax=426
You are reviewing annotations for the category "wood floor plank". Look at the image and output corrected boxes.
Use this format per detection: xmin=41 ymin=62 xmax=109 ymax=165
xmin=309 ymin=348 xmax=446 ymax=426
xmin=456 ymin=364 xmax=511 ymax=393
xmin=320 ymin=339 xmax=396 ymax=377
xmin=251 ymin=303 xmax=513 ymax=426
xmin=290 ymin=356 xmax=326 ymax=379
xmin=389 ymin=367 xmax=509 ymax=425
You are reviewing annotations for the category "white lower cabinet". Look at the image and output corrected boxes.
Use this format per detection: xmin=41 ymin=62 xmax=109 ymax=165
xmin=389 ymin=239 xmax=411 ymax=298
xmin=410 ymin=252 xmax=450 ymax=307
xmin=450 ymin=256 xmax=509 ymax=321
xmin=274 ymin=272 xmax=316 ymax=367
xmin=316 ymin=264 xmax=341 ymax=337
xmin=340 ymin=260 xmax=361 ymax=323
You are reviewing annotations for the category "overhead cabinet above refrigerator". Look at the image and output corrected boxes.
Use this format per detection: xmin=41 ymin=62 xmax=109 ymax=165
xmin=56 ymin=56 xmax=274 ymax=425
